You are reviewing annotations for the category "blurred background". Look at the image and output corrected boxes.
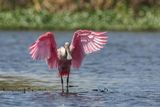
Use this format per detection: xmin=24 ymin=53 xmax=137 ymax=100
xmin=0 ymin=0 xmax=159 ymax=31
xmin=0 ymin=1 xmax=160 ymax=107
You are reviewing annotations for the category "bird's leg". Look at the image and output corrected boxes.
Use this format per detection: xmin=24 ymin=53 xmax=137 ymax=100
xmin=66 ymin=71 xmax=70 ymax=93
xmin=61 ymin=75 xmax=64 ymax=93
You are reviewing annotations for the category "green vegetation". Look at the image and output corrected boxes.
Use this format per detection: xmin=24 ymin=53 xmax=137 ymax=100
xmin=0 ymin=75 xmax=57 ymax=91
xmin=0 ymin=0 xmax=159 ymax=31
xmin=0 ymin=8 xmax=159 ymax=31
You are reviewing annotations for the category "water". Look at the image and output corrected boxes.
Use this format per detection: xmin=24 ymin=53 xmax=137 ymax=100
xmin=0 ymin=31 xmax=160 ymax=107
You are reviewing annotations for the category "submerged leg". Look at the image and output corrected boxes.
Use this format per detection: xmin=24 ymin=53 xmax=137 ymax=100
xmin=61 ymin=75 xmax=64 ymax=93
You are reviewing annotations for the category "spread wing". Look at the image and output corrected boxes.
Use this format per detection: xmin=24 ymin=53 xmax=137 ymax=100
xmin=29 ymin=32 xmax=58 ymax=69
xmin=70 ymin=30 xmax=108 ymax=68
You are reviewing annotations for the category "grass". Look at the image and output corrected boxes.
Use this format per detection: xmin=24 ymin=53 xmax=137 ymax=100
xmin=0 ymin=8 xmax=159 ymax=31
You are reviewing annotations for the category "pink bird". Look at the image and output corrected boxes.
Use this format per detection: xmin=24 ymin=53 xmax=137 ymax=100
xmin=29 ymin=30 xmax=108 ymax=93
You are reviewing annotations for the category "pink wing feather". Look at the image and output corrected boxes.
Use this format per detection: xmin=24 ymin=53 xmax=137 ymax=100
xmin=29 ymin=32 xmax=58 ymax=69
xmin=70 ymin=30 xmax=108 ymax=68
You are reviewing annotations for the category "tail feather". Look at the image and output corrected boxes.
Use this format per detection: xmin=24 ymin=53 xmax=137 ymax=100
xmin=59 ymin=70 xmax=69 ymax=77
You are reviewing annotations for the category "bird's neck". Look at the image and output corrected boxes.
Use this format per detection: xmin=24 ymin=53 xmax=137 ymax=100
xmin=65 ymin=47 xmax=72 ymax=60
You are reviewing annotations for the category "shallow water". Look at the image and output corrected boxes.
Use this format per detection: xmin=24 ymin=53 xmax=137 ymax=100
xmin=0 ymin=31 xmax=160 ymax=107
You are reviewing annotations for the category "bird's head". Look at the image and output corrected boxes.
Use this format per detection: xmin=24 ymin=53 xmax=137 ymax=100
xmin=64 ymin=42 xmax=70 ymax=49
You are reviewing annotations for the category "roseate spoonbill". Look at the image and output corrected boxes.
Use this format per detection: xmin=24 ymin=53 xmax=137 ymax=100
xmin=29 ymin=30 xmax=108 ymax=92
